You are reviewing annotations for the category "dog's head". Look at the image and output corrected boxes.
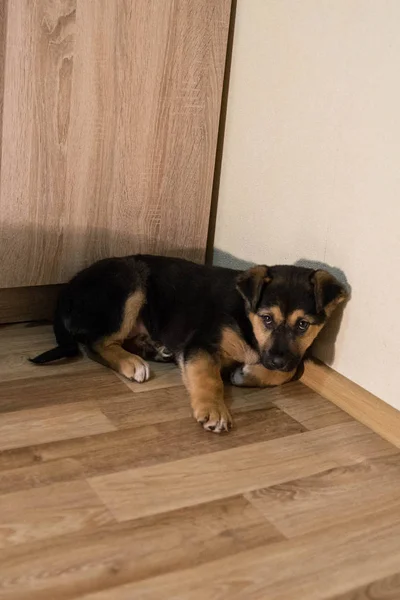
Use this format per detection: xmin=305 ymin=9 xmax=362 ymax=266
xmin=237 ymin=265 xmax=348 ymax=372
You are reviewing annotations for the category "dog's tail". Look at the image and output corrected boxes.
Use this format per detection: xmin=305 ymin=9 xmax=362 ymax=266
xmin=29 ymin=301 xmax=80 ymax=364
xmin=29 ymin=343 xmax=79 ymax=364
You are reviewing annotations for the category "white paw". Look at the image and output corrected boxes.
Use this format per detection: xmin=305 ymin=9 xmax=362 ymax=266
xmin=231 ymin=365 xmax=250 ymax=386
xmin=120 ymin=357 xmax=150 ymax=383
xmin=194 ymin=403 xmax=233 ymax=433
xmin=154 ymin=345 xmax=174 ymax=362
xmin=132 ymin=360 xmax=150 ymax=383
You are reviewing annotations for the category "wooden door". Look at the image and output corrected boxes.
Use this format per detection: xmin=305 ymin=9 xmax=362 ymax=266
xmin=0 ymin=0 xmax=231 ymax=289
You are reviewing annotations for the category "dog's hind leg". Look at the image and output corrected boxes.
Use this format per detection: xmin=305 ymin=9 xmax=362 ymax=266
xmin=91 ymin=291 xmax=150 ymax=383
xmin=123 ymin=335 xmax=174 ymax=363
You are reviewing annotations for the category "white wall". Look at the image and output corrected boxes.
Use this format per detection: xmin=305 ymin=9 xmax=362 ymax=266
xmin=214 ymin=0 xmax=400 ymax=409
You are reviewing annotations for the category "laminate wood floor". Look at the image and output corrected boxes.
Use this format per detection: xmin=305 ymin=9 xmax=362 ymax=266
xmin=0 ymin=322 xmax=399 ymax=599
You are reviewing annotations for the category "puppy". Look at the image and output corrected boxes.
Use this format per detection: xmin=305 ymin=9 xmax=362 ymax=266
xmin=31 ymin=255 xmax=347 ymax=433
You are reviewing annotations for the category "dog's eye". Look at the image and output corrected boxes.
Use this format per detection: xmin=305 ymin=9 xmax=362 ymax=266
xmin=297 ymin=319 xmax=310 ymax=332
xmin=262 ymin=314 xmax=273 ymax=327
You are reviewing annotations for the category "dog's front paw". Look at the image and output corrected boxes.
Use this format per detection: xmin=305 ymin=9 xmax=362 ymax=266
xmin=231 ymin=365 xmax=252 ymax=387
xmin=231 ymin=363 xmax=295 ymax=387
xmin=119 ymin=356 xmax=150 ymax=383
xmin=154 ymin=345 xmax=174 ymax=362
xmin=193 ymin=402 xmax=232 ymax=433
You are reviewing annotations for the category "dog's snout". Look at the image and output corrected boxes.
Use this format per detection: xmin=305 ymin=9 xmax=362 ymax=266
xmin=262 ymin=352 xmax=298 ymax=372
xmin=270 ymin=355 xmax=287 ymax=370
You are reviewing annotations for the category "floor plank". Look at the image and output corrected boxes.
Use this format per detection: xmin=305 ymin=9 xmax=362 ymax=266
xmin=0 ymin=323 xmax=103 ymax=382
xmin=0 ymin=496 xmax=282 ymax=600
xmin=1 ymin=323 xmax=400 ymax=600
xmin=97 ymin=382 xmax=305 ymax=431
xmin=88 ymin=421 xmax=393 ymax=521
xmin=0 ymin=480 xmax=114 ymax=549
xmin=97 ymin=385 xmax=193 ymax=427
xmin=74 ymin=507 xmax=400 ymax=600
xmin=246 ymin=452 xmax=400 ymax=537
xmin=0 ymin=404 xmax=305 ymax=477
xmin=270 ymin=382 xmax=353 ymax=430
xmin=0 ymin=370 xmax=131 ymax=414
xmin=0 ymin=402 xmax=116 ymax=450
xmin=0 ymin=458 xmax=84 ymax=495
xmin=329 ymin=573 xmax=400 ymax=599
xmin=116 ymin=360 xmax=182 ymax=393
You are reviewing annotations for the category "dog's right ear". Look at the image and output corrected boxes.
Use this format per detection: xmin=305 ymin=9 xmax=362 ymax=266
xmin=236 ymin=266 xmax=271 ymax=311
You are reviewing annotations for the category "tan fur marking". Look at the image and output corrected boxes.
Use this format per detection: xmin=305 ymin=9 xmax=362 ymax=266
xmin=324 ymin=294 xmax=347 ymax=317
xmin=250 ymin=265 xmax=270 ymax=279
xmin=291 ymin=323 xmax=324 ymax=357
xmin=258 ymin=305 xmax=284 ymax=325
xmin=93 ymin=291 xmax=149 ymax=381
xmin=121 ymin=291 xmax=146 ymax=339
xmin=236 ymin=363 xmax=296 ymax=387
xmin=220 ymin=327 xmax=259 ymax=367
xmin=249 ymin=312 xmax=273 ymax=353
xmin=182 ymin=352 xmax=231 ymax=432
xmin=238 ymin=265 xmax=271 ymax=288
xmin=287 ymin=309 xmax=307 ymax=328
xmin=287 ymin=310 xmax=326 ymax=356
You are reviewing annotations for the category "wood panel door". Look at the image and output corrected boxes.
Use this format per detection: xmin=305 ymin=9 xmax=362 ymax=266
xmin=0 ymin=0 xmax=231 ymax=288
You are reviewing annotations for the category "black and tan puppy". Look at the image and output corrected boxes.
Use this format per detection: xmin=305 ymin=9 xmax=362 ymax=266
xmin=31 ymin=255 xmax=347 ymax=433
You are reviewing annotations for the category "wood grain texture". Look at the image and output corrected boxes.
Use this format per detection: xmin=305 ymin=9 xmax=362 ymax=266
xmin=0 ymin=322 xmax=105 ymax=382
xmin=0 ymin=405 xmax=305 ymax=480
xmin=73 ymin=509 xmax=400 ymax=600
xmin=271 ymin=381 xmax=353 ymax=430
xmin=116 ymin=361 xmax=182 ymax=394
xmin=97 ymin=383 xmax=305 ymax=432
xmin=88 ymin=421 xmax=393 ymax=521
xmin=302 ymin=359 xmax=400 ymax=448
xmin=0 ymin=0 xmax=231 ymax=288
xmin=330 ymin=573 xmax=400 ymax=599
xmin=0 ymin=0 xmax=77 ymax=287
xmin=0 ymin=480 xmax=114 ymax=548
xmin=0 ymin=401 xmax=116 ymax=450
xmin=0 ymin=496 xmax=282 ymax=600
xmin=0 ymin=285 xmax=61 ymax=324
xmin=246 ymin=453 xmax=400 ymax=537
xmin=0 ymin=458 xmax=84 ymax=495
xmin=0 ymin=0 xmax=7 ymax=179
xmin=0 ymin=323 xmax=400 ymax=599
xmin=0 ymin=368 xmax=133 ymax=413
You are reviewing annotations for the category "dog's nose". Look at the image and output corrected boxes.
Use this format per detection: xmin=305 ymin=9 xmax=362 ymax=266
xmin=270 ymin=356 xmax=287 ymax=370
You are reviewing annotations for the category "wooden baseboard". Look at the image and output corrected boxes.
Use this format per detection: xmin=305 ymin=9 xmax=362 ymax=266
xmin=0 ymin=285 xmax=61 ymax=324
xmin=301 ymin=359 xmax=400 ymax=449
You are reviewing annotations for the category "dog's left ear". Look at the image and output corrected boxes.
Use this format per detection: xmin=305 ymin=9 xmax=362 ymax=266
xmin=236 ymin=266 xmax=271 ymax=311
xmin=311 ymin=270 xmax=348 ymax=315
